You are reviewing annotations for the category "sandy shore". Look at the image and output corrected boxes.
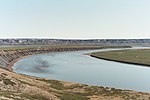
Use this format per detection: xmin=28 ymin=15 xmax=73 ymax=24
xmin=7 ymin=55 xmax=30 ymax=71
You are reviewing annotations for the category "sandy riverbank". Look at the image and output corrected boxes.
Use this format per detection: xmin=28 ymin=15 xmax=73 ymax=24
xmin=7 ymin=55 xmax=30 ymax=71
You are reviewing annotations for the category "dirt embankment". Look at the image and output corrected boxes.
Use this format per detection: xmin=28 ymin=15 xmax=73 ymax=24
xmin=0 ymin=46 xmax=131 ymax=71
xmin=0 ymin=46 xmax=108 ymax=71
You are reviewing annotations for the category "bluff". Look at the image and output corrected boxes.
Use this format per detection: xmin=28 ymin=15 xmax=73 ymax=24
xmin=0 ymin=39 xmax=150 ymax=46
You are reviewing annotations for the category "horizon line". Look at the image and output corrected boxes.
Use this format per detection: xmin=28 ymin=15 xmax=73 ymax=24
xmin=0 ymin=37 xmax=149 ymax=40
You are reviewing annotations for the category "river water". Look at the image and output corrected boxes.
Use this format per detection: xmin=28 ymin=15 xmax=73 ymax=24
xmin=13 ymin=47 xmax=150 ymax=92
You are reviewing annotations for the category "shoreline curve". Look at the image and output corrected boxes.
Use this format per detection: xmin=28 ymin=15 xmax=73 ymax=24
xmin=0 ymin=46 xmax=128 ymax=71
xmin=0 ymin=46 xmax=106 ymax=71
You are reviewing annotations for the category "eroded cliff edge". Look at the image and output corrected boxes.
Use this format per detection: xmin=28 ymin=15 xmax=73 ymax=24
xmin=0 ymin=46 xmax=108 ymax=71
xmin=0 ymin=45 xmax=130 ymax=71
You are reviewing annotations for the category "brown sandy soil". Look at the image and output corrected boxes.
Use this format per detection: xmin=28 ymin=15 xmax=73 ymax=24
xmin=7 ymin=56 xmax=29 ymax=71
xmin=0 ymin=67 xmax=150 ymax=100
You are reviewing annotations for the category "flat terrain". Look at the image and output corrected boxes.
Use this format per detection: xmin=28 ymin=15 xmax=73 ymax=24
xmin=90 ymin=49 xmax=150 ymax=66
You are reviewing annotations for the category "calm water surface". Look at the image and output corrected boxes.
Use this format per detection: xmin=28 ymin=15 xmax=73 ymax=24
xmin=13 ymin=48 xmax=150 ymax=92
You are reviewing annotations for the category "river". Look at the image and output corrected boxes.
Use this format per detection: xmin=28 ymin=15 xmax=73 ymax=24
xmin=13 ymin=47 xmax=150 ymax=92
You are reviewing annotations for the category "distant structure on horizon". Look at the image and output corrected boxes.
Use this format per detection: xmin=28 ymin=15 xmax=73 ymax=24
xmin=0 ymin=39 xmax=150 ymax=46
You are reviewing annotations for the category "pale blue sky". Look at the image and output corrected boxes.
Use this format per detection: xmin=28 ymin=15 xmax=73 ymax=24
xmin=0 ymin=0 xmax=150 ymax=39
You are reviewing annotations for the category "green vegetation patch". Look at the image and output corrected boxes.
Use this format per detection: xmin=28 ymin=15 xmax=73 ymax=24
xmin=36 ymin=79 xmax=89 ymax=99
xmin=91 ymin=49 xmax=150 ymax=66
xmin=36 ymin=79 xmax=65 ymax=90
xmin=65 ymin=84 xmax=87 ymax=89
xmin=59 ymin=92 xmax=88 ymax=100
xmin=20 ymin=94 xmax=48 ymax=100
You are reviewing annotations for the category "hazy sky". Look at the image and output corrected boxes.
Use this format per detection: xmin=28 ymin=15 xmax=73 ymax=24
xmin=0 ymin=0 xmax=150 ymax=39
